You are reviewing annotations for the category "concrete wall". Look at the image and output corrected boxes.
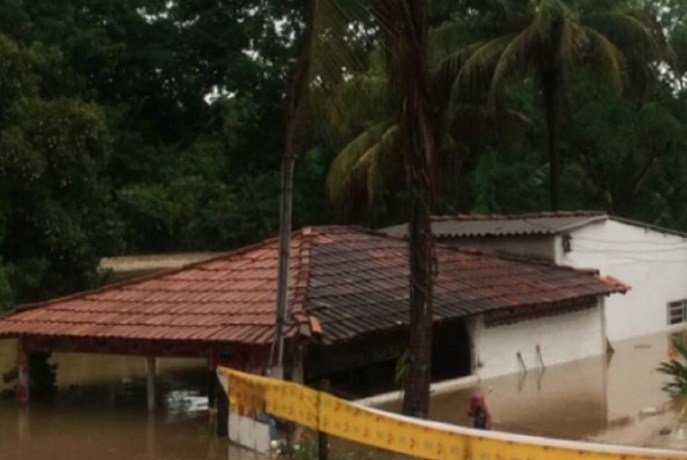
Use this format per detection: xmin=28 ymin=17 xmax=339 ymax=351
xmin=559 ymin=219 xmax=687 ymax=342
xmin=474 ymin=302 xmax=606 ymax=379
xmin=442 ymin=235 xmax=556 ymax=260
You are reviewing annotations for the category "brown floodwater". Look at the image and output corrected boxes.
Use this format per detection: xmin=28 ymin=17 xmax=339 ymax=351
xmin=1 ymin=331 xmax=686 ymax=459
xmin=382 ymin=330 xmax=687 ymax=451
xmin=0 ymin=340 xmax=263 ymax=460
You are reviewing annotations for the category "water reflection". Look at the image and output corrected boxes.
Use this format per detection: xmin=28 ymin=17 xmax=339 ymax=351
xmin=0 ymin=341 xmax=264 ymax=460
xmin=424 ymin=331 xmax=687 ymax=450
xmin=2 ymin=330 xmax=687 ymax=457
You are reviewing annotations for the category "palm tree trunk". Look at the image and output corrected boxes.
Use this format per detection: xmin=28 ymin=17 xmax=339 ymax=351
xmin=543 ymin=72 xmax=562 ymax=211
xmin=394 ymin=0 xmax=436 ymax=419
xmin=403 ymin=124 xmax=435 ymax=418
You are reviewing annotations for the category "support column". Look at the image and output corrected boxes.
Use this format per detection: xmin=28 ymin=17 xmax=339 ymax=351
xmin=209 ymin=348 xmax=228 ymax=437
xmin=16 ymin=339 xmax=30 ymax=405
xmin=146 ymin=356 xmax=156 ymax=412
xmin=318 ymin=380 xmax=330 ymax=460
xmin=216 ymin=380 xmax=228 ymax=437
xmin=291 ymin=346 xmax=305 ymax=384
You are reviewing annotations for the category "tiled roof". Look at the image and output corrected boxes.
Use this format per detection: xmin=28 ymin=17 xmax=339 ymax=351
xmin=383 ymin=211 xmax=608 ymax=238
xmin=0 ymin=226 xmax=625 ymax=347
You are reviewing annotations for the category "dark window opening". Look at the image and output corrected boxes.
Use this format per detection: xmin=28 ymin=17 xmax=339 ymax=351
xmin=432 ymin=319 xmax=471 ymax=381
xmin=668 ymin=300 xmax=687 ymax=325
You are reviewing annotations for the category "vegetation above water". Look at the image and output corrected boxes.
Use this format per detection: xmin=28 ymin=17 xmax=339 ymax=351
xmin=658 ymin=336 xmax=687 ymax=395
xmin=0 ymin=0 xmax=686 ymax=312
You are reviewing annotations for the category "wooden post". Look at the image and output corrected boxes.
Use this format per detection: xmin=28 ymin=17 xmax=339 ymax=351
xmin=216 ymin=376 xmax=228 ymax=437
xmin=146 ymin=411 xmax=156 ymax=457
xmin=318 ymin=380 xmax=329 ymax=460
xmin=291 ymin=347 xmax=305 ymax=384
xmin=146 ymin=356 xmax=156 ymax=412
xmin=16 ymin=339 xmax=30 ymax=405
xmin=209 ymin=348 xmax=228 ymax=437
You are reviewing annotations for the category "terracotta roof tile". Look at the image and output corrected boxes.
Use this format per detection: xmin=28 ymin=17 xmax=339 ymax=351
xmin=0 ymin=226 xmax=625 ymax=347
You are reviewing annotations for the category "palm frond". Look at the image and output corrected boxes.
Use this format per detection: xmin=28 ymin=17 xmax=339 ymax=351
xmin=431 ymin=40 xmax=486 ymax=104
xmin=488 ymin=28 xmax=537 ymax=108
xmin=452 ymin=35 xmax=513 ymax=105
xmin=582 ymin=26 xmax=626 ymax=94
xmin=556 ymin=18 xmax=586 ymax=66
xmin=447 ymin=103 xmax=533 ymax=149
xmin=429 ymin=19 xmax=471 ymax=61
xmin=584 ymin=11 xmax=660 ymax=61
xmin=326 ymin=120 xmax=397 ymax=204
xmin=575 ymin=0 xmax=630 ymax=16
xmin=530 ymin=0 xmax=573 ymax=41
xmin=657 ymin=336 xmax=687 ymax=395
xmin=357 ymin=123 xmax=401 ymax=205
xmin=325 ymin=72 xmax=391 ymax=142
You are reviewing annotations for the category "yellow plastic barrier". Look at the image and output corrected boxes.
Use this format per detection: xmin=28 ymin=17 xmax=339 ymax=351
xmin=218 ymin=367 xmax=684 ymax=460
xmin=224 ymin=368 xmax=318 ymax=429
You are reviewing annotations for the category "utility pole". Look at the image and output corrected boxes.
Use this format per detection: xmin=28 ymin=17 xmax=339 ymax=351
xmin=271 ymin=0 xmax=314 ymax=379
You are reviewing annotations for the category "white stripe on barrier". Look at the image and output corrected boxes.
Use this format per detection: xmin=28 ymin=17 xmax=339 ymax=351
xmin=358 ymin=402 xmax=686 ymax=458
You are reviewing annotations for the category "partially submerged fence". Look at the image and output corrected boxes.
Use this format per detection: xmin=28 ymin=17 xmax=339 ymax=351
xmin=217 ymin=367 xmax=684 ymax=459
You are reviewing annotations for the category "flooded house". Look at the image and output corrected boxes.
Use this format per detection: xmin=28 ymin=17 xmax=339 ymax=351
xmin=384 ymin=211 xmax=687 ymax=343
xmin=0 ymin=226 xmax=625 ymax=405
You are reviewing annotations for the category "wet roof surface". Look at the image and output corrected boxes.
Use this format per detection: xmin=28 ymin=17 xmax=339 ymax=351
xmin=0 ymin=226 xmax=625 ymax=346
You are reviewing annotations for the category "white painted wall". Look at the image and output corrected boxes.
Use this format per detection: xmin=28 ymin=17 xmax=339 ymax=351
xmin=558 ymin=219 xmax=687 ymax=342
xmin=475 ymin=303 xmax=606 ymax=379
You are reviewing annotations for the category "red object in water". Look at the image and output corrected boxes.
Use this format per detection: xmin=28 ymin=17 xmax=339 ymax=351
xmin=468 ymin=393 xmax=491 ymax=429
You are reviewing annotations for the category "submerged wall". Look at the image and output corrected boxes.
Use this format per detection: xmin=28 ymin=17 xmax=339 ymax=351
xmin=473 ymin=301 xmax=606 ymax=379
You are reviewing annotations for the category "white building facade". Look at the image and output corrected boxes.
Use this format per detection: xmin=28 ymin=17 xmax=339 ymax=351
xmin=557 ymin=217 xmax=687 ymax=341
xmin=385 ymin=212 xmax=687 ymax=344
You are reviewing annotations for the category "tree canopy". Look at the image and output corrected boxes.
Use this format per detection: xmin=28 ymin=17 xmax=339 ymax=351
xmin=0 ymin=0 xmax=687 ymax=312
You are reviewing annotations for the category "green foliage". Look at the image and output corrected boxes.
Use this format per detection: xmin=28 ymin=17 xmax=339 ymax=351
xmin=394 ymin=350 xmax=409 ymax=387
xmin=322 ymin=0 xmax=687 ymax=225
xmin=658 ymin=336 xmax=687 ymax=395
xmin=0 ymin=31 xmax=119 ymax=306
xmin=0 ymin=260 xmax=14 ymax=313
xmin=1 ymin=0 xmax=687 ymax=310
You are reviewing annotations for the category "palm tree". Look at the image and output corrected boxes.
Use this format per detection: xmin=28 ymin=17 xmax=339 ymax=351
xmin=375 ymin=0 xmax=438 ymax=418
xmin=445 ymin=0 xmax=668 ymax=210
xmin=273 ymin=0 xmax=439 ymax=417
xmin=658 ymin=335 xmax=687 ymax=395
xmin=325 ymin=4 xmax=533 ymax=216
xmin=325 ymin=69 xmax=531 ymax=216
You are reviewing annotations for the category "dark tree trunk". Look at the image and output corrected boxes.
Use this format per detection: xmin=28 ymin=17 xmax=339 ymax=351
xmin=543 ymin=71 xmax=562 ymax=211
xmin=394 ymin=0 xmax=436 ymax=419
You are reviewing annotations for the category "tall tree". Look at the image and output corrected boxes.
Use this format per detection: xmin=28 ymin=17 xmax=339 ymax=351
xmin=271 ymin=0 xmax=439 ymax=415
xmin=446 ymin=0 xmax=667 ymax=210
xmin=376 ymin=0 xmax=437 ymax=417
xmin=0 ymin=32 xmax=116 ymax=308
